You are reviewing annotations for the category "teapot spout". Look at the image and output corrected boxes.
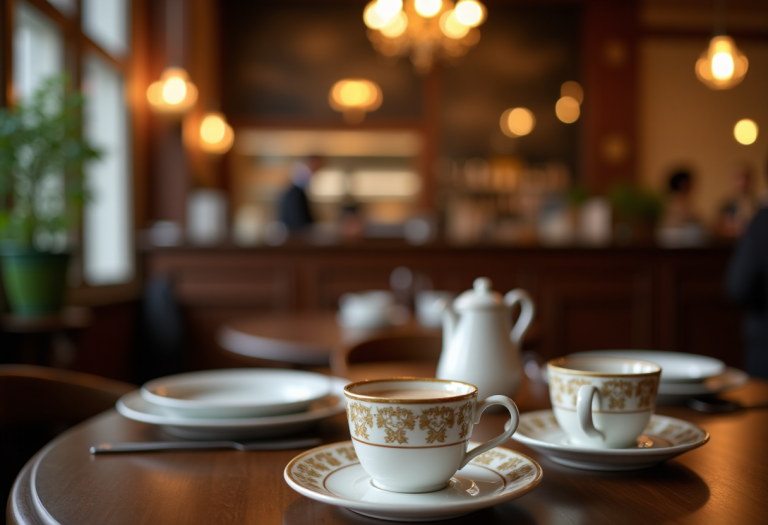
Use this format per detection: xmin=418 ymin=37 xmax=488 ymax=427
xmin=438 ymin=299 xmax=458 ymax=345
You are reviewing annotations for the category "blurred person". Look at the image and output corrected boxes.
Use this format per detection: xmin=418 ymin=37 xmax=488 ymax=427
xmin=726 ymin=205 xmax=768 ymax=378
xmin=657 ymin=169 xmax=706 ymax=247
xmin=277 ymin=156 xmax=323 ymax=231
xmin=716 ymin=163 xmax=758 ymax=238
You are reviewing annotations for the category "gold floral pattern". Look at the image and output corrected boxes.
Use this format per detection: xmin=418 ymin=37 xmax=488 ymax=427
xmin=661 ymin=423 xmax=683 ymax=437
xmin=376 ymin=407 xmax=416 ymax=444
xmin=498 ymin=457 xmax=523 ymax=471
xmin=336 ymin=446 xmax=357 ymax=461
xmin=601 ymin=380 xmax=633 ymax=409
xmin=348 ymin=402 xmax=373 ymax=440
xmin=550 ymin=376 xmax=565 ymax=404
xmin=507 ymin=464 xmax=534 ymax=483
xmin=306 ymin=458 xmax=329 ymax=471
xmin=315 ymin=452 xmax=340 ymax=467
xmin=419 ymin=406 xmax=456 ymax=443
xmin=634 ymin=378 xmax=657 ymax=408
xmin=457 ymin=401 xmax=473 ymax=440
xmin=565 ymin=378 xmax=593 ymax=406
xmin=472 ymin=450 xmax=505 ymax=465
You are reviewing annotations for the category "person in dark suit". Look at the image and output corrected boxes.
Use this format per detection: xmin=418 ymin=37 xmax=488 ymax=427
xmin=726 ymin=204 xmax=768 ymax=378
xmin=277 ymin=156 xmax=323 ymax=231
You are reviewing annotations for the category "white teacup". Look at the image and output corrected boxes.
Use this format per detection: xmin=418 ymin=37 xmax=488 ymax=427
xmin=338 ymin=291 xmax=394 ymax=328
xmin=343 ymin=378 xmax=519 ymax=493
xmin=547 ymin=356 xmax=661 ymax=449
xmin=415 ymin=290 xmax=454 ymax=327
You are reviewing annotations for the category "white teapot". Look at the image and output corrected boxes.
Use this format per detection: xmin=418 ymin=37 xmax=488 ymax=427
xmin=436 ymin=277 xmax=534 ymax=400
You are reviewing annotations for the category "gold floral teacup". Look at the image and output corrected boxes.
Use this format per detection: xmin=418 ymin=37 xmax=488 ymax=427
xmin=343 ymin=378 xmax=519 ymax=493
xmin=547 ymin=356 xmax=661 ymax=449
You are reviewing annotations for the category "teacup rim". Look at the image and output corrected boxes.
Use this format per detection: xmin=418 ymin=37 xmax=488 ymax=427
xmin=344 ymin=377 xmax=478 ymax=404
xmin=548 ymin=356 xmax=662 ymax=377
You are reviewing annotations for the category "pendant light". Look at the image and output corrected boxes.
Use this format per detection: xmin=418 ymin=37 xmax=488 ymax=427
xmin=695 ymin=0 xmax=748 ymax=90
xmin=199 ymin=111 xmax=234 ymax=154
xmin=147 ymin=0 xmax=198 ymax=114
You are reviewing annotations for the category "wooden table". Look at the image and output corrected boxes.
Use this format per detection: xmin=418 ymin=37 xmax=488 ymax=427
xmin=218 ymin=312 xmax=439 ymax=366
xmin=8 ymin=378 xmax=768 ymax=525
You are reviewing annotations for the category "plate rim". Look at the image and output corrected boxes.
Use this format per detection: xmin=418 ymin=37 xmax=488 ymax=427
xmin=117 ymin=377 xmax=348 ymax=429
xmin=283 ymin=440 xmax=543 ymax=514
xmin=511 ymin=409 xmax=710 ymax=457
xmin=140 ymin=368 xmax=332 ymax=410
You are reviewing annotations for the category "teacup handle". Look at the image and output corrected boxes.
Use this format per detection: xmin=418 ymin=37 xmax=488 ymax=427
xmin=576 ymin=385 xmax=605 ymax=441
xmin=459 ymin=395 xmax=519 ymax=470
xmin=504 ymin=289 xmax=535 ymax=347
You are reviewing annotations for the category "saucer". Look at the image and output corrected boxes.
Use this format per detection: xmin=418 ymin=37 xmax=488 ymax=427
xmin=284 ymin=441 xmax=542 ymax=522
xmin=140 ymin=369 xmax=332 ymax=419
xmin=117 ymin=377 xmax=347 ymax=440
xmin=570 ymin=350 xmax=725 ymax=383
xmin=510 ymin=410 xmax=709 ymax=471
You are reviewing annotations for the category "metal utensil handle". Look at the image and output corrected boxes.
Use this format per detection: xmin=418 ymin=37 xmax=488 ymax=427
xmin=90 ymin=441 xmax=235 ymax=454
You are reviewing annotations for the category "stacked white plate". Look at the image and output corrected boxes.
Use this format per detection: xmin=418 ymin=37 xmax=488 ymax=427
xmin=116 ymin=369 xmax=347 ymax=439
xmin=569 ymin=350 xmax=748 ymax=403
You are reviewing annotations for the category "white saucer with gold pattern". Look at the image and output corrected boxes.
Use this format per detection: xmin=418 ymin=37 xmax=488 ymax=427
xmin=509 ymin=409 xmax=709 ymax=471
xmin=284 ymin=441 xmax=542 ymax=522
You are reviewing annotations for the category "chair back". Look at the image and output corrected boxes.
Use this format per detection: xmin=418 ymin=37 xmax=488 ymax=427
xmin=332 ymin=334 xmax=442 ymax=382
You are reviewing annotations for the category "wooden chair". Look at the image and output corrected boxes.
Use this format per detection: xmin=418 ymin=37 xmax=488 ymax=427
xmin=0 ymin=365 xmax=135 ymax=501
xmin=331 ymin=334 xmax=443 ymax=382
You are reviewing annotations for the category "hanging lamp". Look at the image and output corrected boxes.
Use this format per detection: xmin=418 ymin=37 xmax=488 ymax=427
xmin=695 ymin=1 xmax=748 ymax=90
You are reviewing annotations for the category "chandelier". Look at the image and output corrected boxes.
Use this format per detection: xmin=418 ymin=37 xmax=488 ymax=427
xmin=363 ymin=0 xmax=487 ymax=73
xmin=695 ymin=35 xmax=748 ymax=90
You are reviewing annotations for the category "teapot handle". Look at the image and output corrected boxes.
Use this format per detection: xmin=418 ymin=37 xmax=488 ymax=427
xmin=504 ymin=289 xmax=535 ymax=346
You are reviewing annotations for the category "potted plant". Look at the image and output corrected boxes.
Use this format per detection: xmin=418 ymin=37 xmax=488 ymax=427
xmin=607 ymin=182 xmax=662 ymax=245
xmin=0 ymin=76 xmax=101 ymax=316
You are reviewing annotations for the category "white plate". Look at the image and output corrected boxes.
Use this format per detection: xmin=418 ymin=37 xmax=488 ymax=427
xmin=570 ymin=350 xmax=726 ymax=383
xmin=140 ymin=369 xmax=332 ymax=419
xmin=284 ymin=441 xmax=542 ymax=522
xmin=510 ymin=410 xmax=709 ymax=471
xmin=117 ymin=377 xmax=347 ymax=440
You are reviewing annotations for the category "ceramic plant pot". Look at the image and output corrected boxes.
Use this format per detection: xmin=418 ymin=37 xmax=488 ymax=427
xmin=0 ymin=247 xmax=70 ymax=316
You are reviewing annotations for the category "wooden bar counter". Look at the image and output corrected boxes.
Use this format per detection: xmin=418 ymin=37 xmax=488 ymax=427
xmin=142 ymin=241 xmax=743 ymax=370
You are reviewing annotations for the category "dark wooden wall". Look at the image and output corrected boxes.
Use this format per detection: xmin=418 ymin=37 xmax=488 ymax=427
xmin=143 ymin=244 xmax=743 ymax=371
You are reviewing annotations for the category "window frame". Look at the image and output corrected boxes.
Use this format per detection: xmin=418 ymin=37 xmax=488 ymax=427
xmin=2 ymin=0 xmax=145 ymax=305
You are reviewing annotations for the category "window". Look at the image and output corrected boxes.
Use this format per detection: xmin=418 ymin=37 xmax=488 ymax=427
xmin=9 ymin=0 xmax=135 ymax=290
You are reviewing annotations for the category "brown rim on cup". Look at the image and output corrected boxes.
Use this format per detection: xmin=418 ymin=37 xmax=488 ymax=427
xmin=343 ymin=377 xmax=479 ymax=404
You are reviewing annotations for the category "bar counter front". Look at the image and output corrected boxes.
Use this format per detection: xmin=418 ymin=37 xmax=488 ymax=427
xmin=141 ymin=241 xmax=743 ymax=370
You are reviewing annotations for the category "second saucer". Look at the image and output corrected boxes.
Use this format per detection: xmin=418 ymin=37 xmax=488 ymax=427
xmin=509 ymin=409 xmax=709 ymax=471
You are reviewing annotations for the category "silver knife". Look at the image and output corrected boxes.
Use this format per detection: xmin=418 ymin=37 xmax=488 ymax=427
xmin=90 ymin=437 xmax=322 ymax=454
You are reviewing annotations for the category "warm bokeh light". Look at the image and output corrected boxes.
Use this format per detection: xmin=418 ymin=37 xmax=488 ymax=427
xmin=440 ymin=10 xmax=470 ymax=39
xmin=454 ymin=1 xmax=486 ymax=27
xmin=555 ymin=96 xmax=580 ymax=123
xmin=364 ymin=1 xmax=390 ymax=29
xmin=560 ymin=81 xmax=583 ymax=104
xmin=380 ymin=11 xmax=408 ymax=38
xmin=146 ymin=67 xmax=198 ymax=114
xmin=414 ymin=0 xmax=442 ymax=18
xmin=500 ymin=108 xmax=535 ymax=137
xmin=329 ymin=79 xmax=383 ymax=124
xmin=199 ymin=112 xmax=234 ymax=154
xmin=734 ymin=119 xmax=758 ymax=145
xmin=375 ymin=0 xmax=403 ymax=20
xmin=696 ymin=35 xmax=748 ymax=90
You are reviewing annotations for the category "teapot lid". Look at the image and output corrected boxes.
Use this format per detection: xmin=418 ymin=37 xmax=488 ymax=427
xmin=454 ymin=277 xmax=503 ymax=311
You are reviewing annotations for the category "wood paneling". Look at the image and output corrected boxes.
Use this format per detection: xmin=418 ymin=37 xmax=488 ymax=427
xmin=143 ymin=244 xmax=744 ymax=369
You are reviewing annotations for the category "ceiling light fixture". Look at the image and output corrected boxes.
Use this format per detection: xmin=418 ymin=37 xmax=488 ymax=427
xmin=363 ymin=0 xmax=487 ymax=74
xmin=329 ymin=79 xmax=383 ymax=124
xmin=695 ymin=1 xmax=748 ymax=90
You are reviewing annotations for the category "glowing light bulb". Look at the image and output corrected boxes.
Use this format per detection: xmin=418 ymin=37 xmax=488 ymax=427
xmin=415 ymin=0 xmax=442 ymax=18
xmin=696 ymin=35 xmax=748 ymax=90
xmin=440 ymin=10 xmax=470 ymax=39
xmin=560 ymin=81 xmax=584 ymax=104
xmin=329 ymin=79 xmax=383 ymax=124
xmin=734 ymin=119 xmax=758 ymax=145
xmin=162 ymin=76 xmax=187 ymax=105
xmin=199 ymin=112 xmax=234 ymax=154
xmin=711 ymin=52 xmax=735 ymax=80
xmin=454 ymin=1 xmax=486 ymax=27
xmin=364 ymin=1 xmax=390 ymax=29
xmin=555 ymin=96 xmax=580 ymax=123
xmin=500 ymin=108 xmax=535 ymax=137
xmin=375 ymin=0 xmax=402 ymax=20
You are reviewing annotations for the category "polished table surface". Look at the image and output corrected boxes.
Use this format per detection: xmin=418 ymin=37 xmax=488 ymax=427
xmin=8 ymin=378 xmax=768 ymax=525
xmin=218 ymin=312 xmax=439 ymax=366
